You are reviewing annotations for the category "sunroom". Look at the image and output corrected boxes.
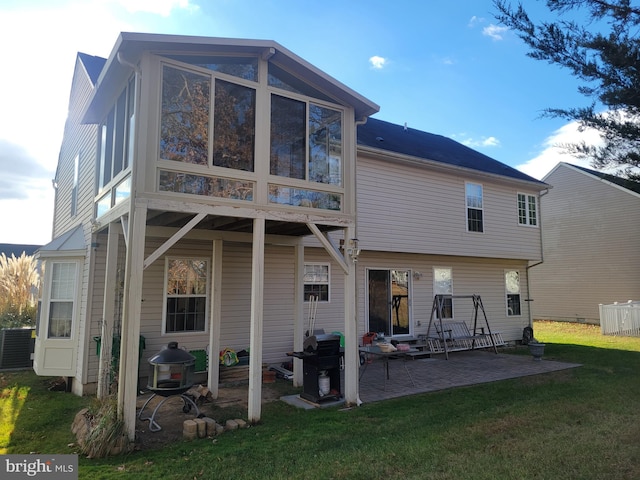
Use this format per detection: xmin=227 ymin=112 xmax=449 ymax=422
xmin=82 ymin=33 xmax=379 ymax=439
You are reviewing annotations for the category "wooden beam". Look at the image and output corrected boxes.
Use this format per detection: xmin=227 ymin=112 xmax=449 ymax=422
xmin=248 ymin=217 xmax=265 ymax=423
xmin=293 ymin=239 xmax=304 ymax=387
xmin=142 ymin=212 xmax=206 ymax=269
xmin=342 ymin=225 xmax=359 ymax=406
xmin=117 ymin=201 xmax=147 ymax=441
xmin=207 ymin=238 xmax=223 ymax=398
xmin=306 ymin=223 xmax=349 ymax=274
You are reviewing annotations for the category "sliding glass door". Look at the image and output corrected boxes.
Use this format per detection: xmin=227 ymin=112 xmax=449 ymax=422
xmin=367 ymin=269 xmax=411 ymax=337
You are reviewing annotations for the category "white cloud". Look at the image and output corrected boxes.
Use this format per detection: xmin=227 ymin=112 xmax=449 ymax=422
xmin=369 ymin=55 xmax=387 ymax=70
xmin=468 ymin=15 xmax=484 ymax=27
xmin=455 ymin=134 xmax=501 ymax=148
xmin=515 ymin=121 xmax=604 ymax=180
xmin=483 ymin=24 xmax=508 ymax=41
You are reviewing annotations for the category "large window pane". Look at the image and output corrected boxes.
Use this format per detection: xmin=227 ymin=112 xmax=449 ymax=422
xmin=165 ymin=55 xmax=258 ymax=82
xmin=270 ymin=94 xmax=306 ymax=179
xmin=213 ymin=79 xmax=256 ymax=171
xmin=159 ymin=170 xmax=254 ymax=200
xmin=160 ymin=66 xmax=210 ymax=165
xmin=268 ymin=185 xmax=341 ymax=210
xmin=309 ymin=104 xmax=342 ymax=185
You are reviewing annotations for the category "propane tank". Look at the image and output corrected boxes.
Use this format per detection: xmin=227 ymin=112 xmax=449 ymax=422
xmin=318 ymin=371 xmax=330 ymax=397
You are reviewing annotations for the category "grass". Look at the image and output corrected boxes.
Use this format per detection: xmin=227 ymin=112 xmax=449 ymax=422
xmin=2 ymin=320 xmax=640 ymax=479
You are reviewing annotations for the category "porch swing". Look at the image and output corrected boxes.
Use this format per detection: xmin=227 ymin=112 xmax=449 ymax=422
xmin=424 ymin=294 xmax=505 ymax=359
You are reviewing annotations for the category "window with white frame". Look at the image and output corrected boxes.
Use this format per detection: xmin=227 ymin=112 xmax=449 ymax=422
xmin=465 ymin=182 xmax=484 ymax=232
xmin=433 ymin=267 xmax=453 ymax=318
xmin=304 ymin=264 xmax=330 ymax=302
xmin=47 ymin=262 xmax=78 ymax=338
xmin=517 ymin=193 xmax=538 ymax=226
xmin=164 ymin=258 xmax=209 ymax=333
xmin=505 ymin=270 xmax=521 ymax=316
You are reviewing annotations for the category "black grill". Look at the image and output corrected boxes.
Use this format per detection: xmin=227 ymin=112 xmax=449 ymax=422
xmin=291 ymin=334 xmax=342 ymax=404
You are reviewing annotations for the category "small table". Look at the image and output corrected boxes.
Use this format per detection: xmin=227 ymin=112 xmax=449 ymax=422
xmin=359 ymin=346 xmax=419 ymax=390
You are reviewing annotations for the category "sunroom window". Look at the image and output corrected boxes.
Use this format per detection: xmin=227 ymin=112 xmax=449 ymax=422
xmin=160 ymin=66 xmax=210 ymax=165
xmin=269 ymin=95 xmax=343 ymax=186
xmin=159 ymin=64 xmax=257 ymax=172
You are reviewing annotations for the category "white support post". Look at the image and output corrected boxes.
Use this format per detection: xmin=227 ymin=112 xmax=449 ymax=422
xmin=207 ymin=238 xmax=223 ymax=398
xmin=293 ymin=239 xmax=304 ymax=387
xmin=343 ymin=225 xmax=359 ymax=406
xmin=248 ymin=216 xmax=265 ymax=423
xmin=97 ymin=222 xmax=120 ymax=398
xmin=117 ymin=201 xmax=147 ymax=441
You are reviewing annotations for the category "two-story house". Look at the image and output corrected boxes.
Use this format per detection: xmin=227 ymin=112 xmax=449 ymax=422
xmin=33 ymin=33 xmax=546 ymax=440
xmin=530 ymin=162 xmax=640 ymax=324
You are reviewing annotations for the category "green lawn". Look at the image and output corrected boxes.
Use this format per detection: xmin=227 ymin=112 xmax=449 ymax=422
xmin=2 ymin=321 xmax=640 ymax=479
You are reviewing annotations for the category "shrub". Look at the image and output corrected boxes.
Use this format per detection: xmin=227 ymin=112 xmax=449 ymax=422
xmin=0 ymin=253 xmax=40 ymax=328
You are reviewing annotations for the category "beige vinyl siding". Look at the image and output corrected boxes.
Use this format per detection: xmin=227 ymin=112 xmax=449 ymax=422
xmin=132 ymin=240 xmax=305 ymax=371
xmin=530 ymin=163 xmax=640 ymax=323
xmin=53 ymin=58 xmax=99 ymax=240
xmin=354 ymin=251 xmax=531 ymax=343
xmin=48 ymin=57 xmax=100 ymax=391
xmin=356 ymin=155 xmax=542 ymax=261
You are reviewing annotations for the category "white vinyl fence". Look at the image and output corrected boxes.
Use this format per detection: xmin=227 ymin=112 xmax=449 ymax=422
xmin=599 ymin=301 xmax=640 ymax=337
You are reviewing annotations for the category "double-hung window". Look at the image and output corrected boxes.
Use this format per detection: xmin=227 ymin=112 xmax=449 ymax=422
xmin=433 ymin=267 xmax=453 ymax=318
xmin=164 ymin=258 xmax=209 ymax=333
xmin=46 ymin=262 xmax=79 ymax=338
xmin=466 ymin=182 xmax=484 ymax=232
xmin=303 ymin=264 xmax=330 ymax=302
xmin=517 ymin=193 xmax=538 ymax=226
xmin=505 ymin=270 xmax=521 ymax=316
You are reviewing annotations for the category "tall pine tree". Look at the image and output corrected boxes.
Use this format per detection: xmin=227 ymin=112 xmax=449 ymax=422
xmin=494 ymin=0 xmax=640 ymax=179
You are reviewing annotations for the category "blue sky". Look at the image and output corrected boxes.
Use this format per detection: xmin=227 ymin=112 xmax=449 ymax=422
xmin=0 ymin=0 xmax=601 ymax=245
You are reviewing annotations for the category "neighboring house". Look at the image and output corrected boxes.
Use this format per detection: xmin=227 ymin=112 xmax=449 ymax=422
xmin=529 ymin=162 xmax=640 ymax=324
xmin=0 ymin=244 xmax=41 ymax=258
xmin=32 ymin=33 xmax=546 ymax=440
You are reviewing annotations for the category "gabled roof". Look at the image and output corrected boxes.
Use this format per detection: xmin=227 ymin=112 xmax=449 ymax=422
xmin=36 ymin=225 xmax=86 ymax=258
xmin=565 ymin=163 xmax=640 ymax=195
xmin=84 ymin=32 xmax=379 ymax=123
xmin=77 ymin=52 xmax=107 ymax=86
xmin=358 ymin=117 xmax=545 ymax=187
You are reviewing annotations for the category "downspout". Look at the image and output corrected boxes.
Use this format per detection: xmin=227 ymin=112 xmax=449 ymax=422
xmin=525 ymin=188 xmax=549 ymax=329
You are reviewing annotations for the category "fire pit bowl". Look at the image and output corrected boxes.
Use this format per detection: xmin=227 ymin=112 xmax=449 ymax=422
xmin=147 ymin=341 xmax=196 ymax=396
xmin=138 ymin=342 xmax=199 ymax=432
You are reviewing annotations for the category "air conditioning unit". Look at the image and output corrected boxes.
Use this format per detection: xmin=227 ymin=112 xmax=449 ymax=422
xmin=0 ymin=328 xmax=35 ymax=369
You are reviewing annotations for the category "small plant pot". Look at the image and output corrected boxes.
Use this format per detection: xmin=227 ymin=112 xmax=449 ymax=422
xmin=529 ymin=343 xmax=545 ymax=361
xmin=262 ymin=369 xmax=276 ymax=383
